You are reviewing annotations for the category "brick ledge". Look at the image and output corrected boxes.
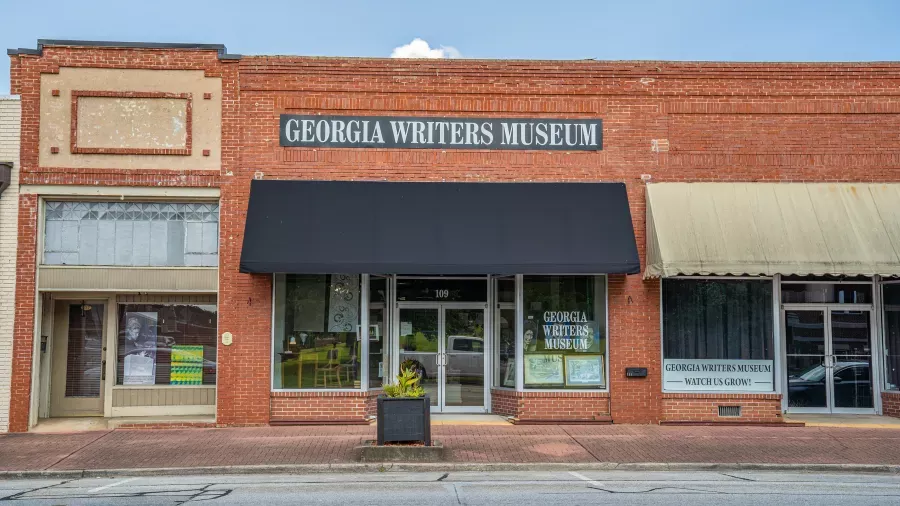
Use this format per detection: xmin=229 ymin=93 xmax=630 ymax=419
xmin=662 ymin=393 xmax=781 ymax=400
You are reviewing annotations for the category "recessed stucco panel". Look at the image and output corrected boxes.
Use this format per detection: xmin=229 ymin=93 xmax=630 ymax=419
xmin=40 ymin=68 xmax=221 ymax=170
xmin=76 ymin=96 xmax=189 ymax=150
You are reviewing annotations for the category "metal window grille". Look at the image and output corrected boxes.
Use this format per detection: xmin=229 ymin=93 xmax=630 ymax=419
xmin=718 ymin=405 xmax=742 ymax=417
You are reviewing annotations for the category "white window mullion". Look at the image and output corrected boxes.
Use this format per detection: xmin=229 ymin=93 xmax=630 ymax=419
xmin=515 ymin=274 xmax=524 ymax=392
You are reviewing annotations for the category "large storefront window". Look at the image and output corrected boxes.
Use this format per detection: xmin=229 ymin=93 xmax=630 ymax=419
xmin=884 ymin=283 xmax=900 ymax=391
xmin=273 ymin=274 xmax=361 ymax=389
xmin=662 ymin=279 xmax=774 ymax=391
xmin=522 ymin=276 xmax=607 ymax=390
xmin=116 ymin=303 xmax=217 ymax=385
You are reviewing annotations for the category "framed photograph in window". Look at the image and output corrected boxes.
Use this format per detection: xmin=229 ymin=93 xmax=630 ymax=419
xmin=565 ymin=355 xmax=604 ymax=387
xmin=503 ymin=361 xmax=515 ymax=387
xmin=524 ymin=354 xmax=564 ymax=386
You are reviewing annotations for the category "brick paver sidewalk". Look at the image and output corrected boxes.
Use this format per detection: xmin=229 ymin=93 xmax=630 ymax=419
xmin=2 ymin=424 xmax=900 ymax=472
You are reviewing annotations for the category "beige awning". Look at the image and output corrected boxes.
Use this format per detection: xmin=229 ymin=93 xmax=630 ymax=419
xmin=645 ymin=183 xmax=900 ymax=278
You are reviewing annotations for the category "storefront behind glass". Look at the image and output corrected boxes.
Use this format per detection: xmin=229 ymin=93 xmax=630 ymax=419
xmin=270 ymin=274 xmax=609 ymax=412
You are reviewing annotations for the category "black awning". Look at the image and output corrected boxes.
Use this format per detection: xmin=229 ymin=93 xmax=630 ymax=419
xmin=239 ymin=180 xmax=640 ymax=275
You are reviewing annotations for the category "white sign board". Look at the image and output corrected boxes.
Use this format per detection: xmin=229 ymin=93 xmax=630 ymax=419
xmin=663 ymin=359 xmax=774 ymax=392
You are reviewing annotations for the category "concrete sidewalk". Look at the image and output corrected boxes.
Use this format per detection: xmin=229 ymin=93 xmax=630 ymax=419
xmin=2 ymin=424 xmax=900 ymax=476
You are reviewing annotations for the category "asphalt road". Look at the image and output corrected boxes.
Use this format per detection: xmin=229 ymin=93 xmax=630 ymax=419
xmin=1 ymin=470 xmax=899 ymax=505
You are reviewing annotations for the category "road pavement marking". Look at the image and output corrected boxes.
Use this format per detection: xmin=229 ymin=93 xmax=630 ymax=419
xmin=569 ymin=471 xmax=605 ymax=488
xmin=88 ymin=477 xmax=138 ymax=493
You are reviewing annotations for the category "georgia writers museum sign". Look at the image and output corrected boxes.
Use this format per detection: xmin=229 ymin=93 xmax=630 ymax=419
xmin=280 ymin=115 xmax=603 ymax=151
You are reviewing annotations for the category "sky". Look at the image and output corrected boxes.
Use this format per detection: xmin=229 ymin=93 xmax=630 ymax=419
xmin=2 ymin=0 xmax=899 ymax=94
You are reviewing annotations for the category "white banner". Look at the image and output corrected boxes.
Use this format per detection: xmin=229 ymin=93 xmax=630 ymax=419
xmin=663 ymin=359 xmax=774 ymax=392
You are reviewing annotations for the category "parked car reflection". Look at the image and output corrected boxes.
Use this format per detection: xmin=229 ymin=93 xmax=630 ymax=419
xmin=788 ymin=361 xmax=872 ymax=408
xmin=400 ymin=335 xmax=484 ymax=381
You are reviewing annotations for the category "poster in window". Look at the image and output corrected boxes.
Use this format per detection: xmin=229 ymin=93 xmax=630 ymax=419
xmin=171 ymin=345 xmax=204 ymax=385
xmin=565 ymin=355 xmax=604 ymax=387
xmin=503 ymin=361 xmax=515 ymax=387
xmin=327 ymin=274 xmax=360 ymax=332
xmin=523 ymin=354 xmax=564 ymax=386
xmin=291 ymin=276 xmax=327 ymax=332
xmin=123 ymin=311 xmax=158 ymax=385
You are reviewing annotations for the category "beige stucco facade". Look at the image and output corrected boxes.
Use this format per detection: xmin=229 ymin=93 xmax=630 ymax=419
xmin=39 ymin=68 xmax=221 ymax=170
xmin=0 ymin=96 xmax=21 ymax=433
xmin=76 ymin=96 xmax=189 ymax=150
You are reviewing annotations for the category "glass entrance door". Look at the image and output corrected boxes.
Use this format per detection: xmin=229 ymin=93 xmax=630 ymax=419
xmin=785 ymin=307 xmax=875 ymax=413
xmin=50 ymin=301 xmax=107 ymax=417
xmin=443 ymin=307 xmax=486 ymax=412
xmin=830 ymin=310 xmax=875 ymax=410
xmin=397 ymin=303 xmax=487 ymax=413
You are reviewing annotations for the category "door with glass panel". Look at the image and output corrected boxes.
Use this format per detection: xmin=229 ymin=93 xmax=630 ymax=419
xmin=50 ymin=301 xmax=107 ymax=417
xmin=784 ymin=306 xmax=876 ymax=413
xmin=397 ymin=303 xmax=487 ymax=413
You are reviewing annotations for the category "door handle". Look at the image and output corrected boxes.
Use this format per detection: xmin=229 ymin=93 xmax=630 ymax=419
xmin=101 ymin=360 xmax=106 ymax=380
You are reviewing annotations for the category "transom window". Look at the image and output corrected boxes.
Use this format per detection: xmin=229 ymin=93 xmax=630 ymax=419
xmin=43 ymin=201 xmax=219 ymax=267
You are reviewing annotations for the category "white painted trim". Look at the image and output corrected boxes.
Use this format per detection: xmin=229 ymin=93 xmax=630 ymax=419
xmin=37 ymin=296 xmax=53 ymax=419
xmin=270 ymin=273 xmax=277 ymax=391
xmin=22 ymin=185 xmax=220 ymax=198
xmin=871 ymin=276 xmax=884 ymax=413
xmin=360 ymin=274 xmax=369 ymax=392
xmin=270 ymin=389 xmax=364 ymax=394
xmin=110 ymin=405 xmax=215 ymax=417
xmin=111 ymin=385 xmax=213 ymax=390
xmin=782 ymin=303 xmax=873 ymax=311
xmin=604 ymin=275 xmax=610 ymax=392
xmin=103 ymin=295 xmax=116 ymax=418
xmin=773 ymin=275 xmax=783 ymax=398
xmin=514 ymin=274 xmax=524 ymax=392
xmin=28 ymin=293 xmax=43 ymax=428
xmin=781 ymin=280 xmax=873 ymax=284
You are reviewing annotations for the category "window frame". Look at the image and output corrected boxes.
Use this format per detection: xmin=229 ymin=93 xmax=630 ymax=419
xmin=519 ymin=274 xmax=610 ymax=393
xmin=40 ymin=196 xmax=220 ymax=268
xmin=660 ymin=275 xmax=778 ymax=395
xmin=270 ymin=273 xmax=368 ymax=393
xmin=112 ymin=296 xmax=219 ymax=389
xmin=881 ymin=278 xmax=900 ymax=392
xmin=492 ymin=275 xmax=516 ymax=391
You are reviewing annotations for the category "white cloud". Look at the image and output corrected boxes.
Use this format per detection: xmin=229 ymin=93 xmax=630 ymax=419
xmin=390 ymin=38 xmax=461 ymax=59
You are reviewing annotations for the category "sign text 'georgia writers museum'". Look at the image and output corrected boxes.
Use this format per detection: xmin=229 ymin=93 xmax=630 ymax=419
xmin=280 ymin=115 xmax=603 ymax=151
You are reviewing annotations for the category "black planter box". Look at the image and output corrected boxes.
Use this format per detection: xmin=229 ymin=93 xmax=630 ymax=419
xmin=376 ymin=395 xmax=431 ymax=446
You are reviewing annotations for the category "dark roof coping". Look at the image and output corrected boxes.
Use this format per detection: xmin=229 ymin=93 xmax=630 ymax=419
xmin=7 ymin=39 xmax=241 ymax=60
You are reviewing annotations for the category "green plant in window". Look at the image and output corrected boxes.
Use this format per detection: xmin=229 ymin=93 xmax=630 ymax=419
xmin=383 ymin=363 xmax=425 ymax=398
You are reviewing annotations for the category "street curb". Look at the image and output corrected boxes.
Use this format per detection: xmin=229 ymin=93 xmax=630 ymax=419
xmin=2 ymin=462 xmax=899 ymax=479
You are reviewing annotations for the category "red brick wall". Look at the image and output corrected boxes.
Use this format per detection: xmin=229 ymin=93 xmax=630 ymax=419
xmin=883 ymin=392 xmax=900 ymax=419
xmin=491 ymin=389 xmax=611 ymax=422
xmin=491 ymin=389 xmax=518 ymax=417
xmin=270 ymin=391 xmax=379 ymax=423
xmin=9 ymin=45 xmax=900 ymax=430
xmin=662 ymin=393 xmax=783 ymax=423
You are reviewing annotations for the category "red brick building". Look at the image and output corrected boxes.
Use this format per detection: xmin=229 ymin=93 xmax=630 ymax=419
xmin=5 ymin=39 xmax=900 ymax=433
